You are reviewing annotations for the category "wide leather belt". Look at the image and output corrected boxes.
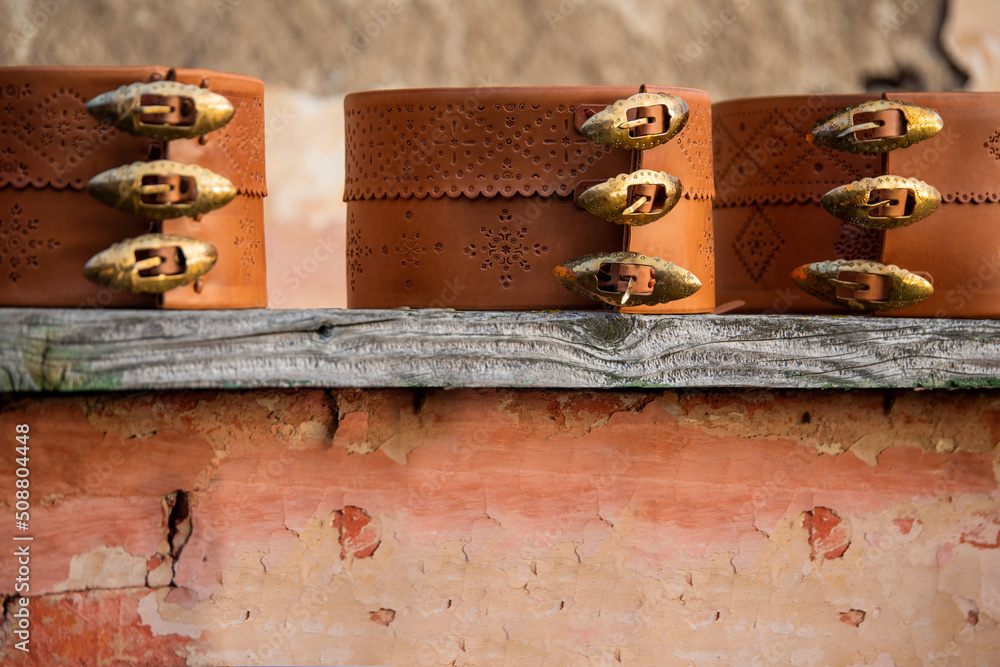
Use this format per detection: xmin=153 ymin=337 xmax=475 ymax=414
xmin=713 ymin=92 xmax=999 ymax=317
xmin=0 ymin=66 xmax=267 ymax=309
xmin=344 ymin=86 xmax=716 ymax=313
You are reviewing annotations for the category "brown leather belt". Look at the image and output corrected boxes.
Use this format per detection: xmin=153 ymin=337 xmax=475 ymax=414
xmin=0 ymin=66 xmax=267 ymax=309
xmin=713 ymin=92 xmax=1000 ymax=317
xmin=344 ymin=86 xmax=715 ymax=313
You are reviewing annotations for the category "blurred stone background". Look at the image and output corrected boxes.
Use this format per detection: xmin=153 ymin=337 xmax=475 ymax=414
xmin=1 ymin=0 xmax=996 ymax=307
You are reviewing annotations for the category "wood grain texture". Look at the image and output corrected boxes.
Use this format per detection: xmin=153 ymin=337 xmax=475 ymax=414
xmin=1 ymin=308 xmax=999 ymax=392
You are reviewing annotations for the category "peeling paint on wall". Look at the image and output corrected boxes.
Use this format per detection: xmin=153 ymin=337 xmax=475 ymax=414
xmin=1 ymin=389 xmax=999 ymax=665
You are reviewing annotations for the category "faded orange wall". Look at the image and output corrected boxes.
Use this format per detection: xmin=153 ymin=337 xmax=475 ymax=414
xmin=2 ymin=389 xmax=999 ymax=665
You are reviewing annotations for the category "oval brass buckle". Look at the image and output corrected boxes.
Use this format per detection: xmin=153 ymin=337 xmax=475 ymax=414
xmin=86 ymin=81 xmax=235 ymax=141
xmin=88 ymin=160 xmax=237 ymax=219
xmin=84 ymin=233 xmax=218 ymax=294
xmin=553 ymin=251 xmax=701 ymax=307
xmin=807 ymin=100 xmax=943 ymax=154
xmin=579 ymin=92 xmax=689 ymax=151
xmin=790 ymin=259 xmax=933 ymax=312
xmin=820 ymin=175 xmax=941 ymax=229
xmin=578 ymin=170 xmax=683 ymax=226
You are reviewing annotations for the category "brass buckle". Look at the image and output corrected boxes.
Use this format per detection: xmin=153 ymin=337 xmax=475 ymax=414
xmin=84 ymin=233 xmax=217 ymax=294
xmin=88 ymin=160 xmax=237 ymax=219
xmin=578 ymin=170 xmax=683 ymax=226
xmin=579 ymin=93 xmax=689 ymax=150
xmin=790 ymin=259 xmax=933 ymax=312
xmin=553 ymin=251 xmax=701 ymax=307
xmin=820 ymin=175 xmax=941 ymax=229
xmin=86 ymin=81 xmax=235 ymax=141
xmin=808 ymin=100 xmax=943 ymax=153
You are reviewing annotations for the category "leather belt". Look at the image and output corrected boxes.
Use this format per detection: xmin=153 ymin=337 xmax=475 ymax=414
xmin=713 ymin=92 xmax=999 ymax=317
xmin=0 ymin=66 xmax=267 ymax=309
xmin=344 ymin=86 xmax=716 ymax=313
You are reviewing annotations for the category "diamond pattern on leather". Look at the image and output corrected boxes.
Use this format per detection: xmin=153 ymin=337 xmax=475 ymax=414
xmin=0 ymin=85 xmax=118 ymax=189
xmin=732 ymin=207 xmax=784 ymax=283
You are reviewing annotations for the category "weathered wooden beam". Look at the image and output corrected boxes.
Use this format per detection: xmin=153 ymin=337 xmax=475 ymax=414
xmin=1 ymin=308 xmax=999 ymax=392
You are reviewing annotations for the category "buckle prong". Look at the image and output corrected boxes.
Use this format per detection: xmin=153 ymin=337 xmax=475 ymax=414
xmin=864 ymin=197 xmax=900 ymax=208
xmin=138 ymin=183 xmax=174 ymax=196
xmin=622 ymin=196 xmax=649 ymax=217
xmin=828 ymin=277 xmax=866 ymax=291
xmin=137 ymin=104 xmax=175 ymax=116
xmin=837 ymin=120 xmax=883 ymax=138
xmin=619 ymin=275 xmax=635 ymax=305
xmin=132 ymin=255 xmax=164 ymax=273
xmin=618 ymin=117 xmax=652 ymax=130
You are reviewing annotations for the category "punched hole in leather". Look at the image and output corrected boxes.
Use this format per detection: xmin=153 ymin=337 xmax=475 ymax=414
xmin=835 ymin=271 xmax=893 ymax=302
xmin=139 ymin=95 xmax=197 ymax=126
xmin=853 ymin=109 xmax=907 ymax=141
xmin=867 ymin=188 xmax=914 ymax=218
xmin=597 ymin=263 xmax=656 ymax=295
xmin=141 ymin=175 xmax=197 ymax=204
xmin=136 ymin=247 xmax=186 ymax=277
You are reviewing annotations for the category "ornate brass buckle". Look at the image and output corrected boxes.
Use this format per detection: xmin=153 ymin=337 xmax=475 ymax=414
xmin=83 ymin=233 xmax=217 ymax=294
xmin=88 ymin=160 xmax=237 ymax=219
xmin=820 ymin=175 xmax=941 ymax=229
xmin=553 ymin=251 xmax=701 ymax=307
xmin=578 ymin=170 xmax=683 ymax=226
xmin=579 ymin=92 xmax=689 ymax=150
xmin=808 ymin=100 xmax=943 ymax=153
xmin=790 ymin=259 xmax=933 ymax=312
xmin=86 ymin=81 xmax=235 ymax=141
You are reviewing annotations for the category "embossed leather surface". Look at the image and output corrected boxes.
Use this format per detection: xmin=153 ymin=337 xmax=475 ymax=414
xmin=0 ymin=66 xmax=267 ymax=309
xmin=713 ymin=92 xmax=1000 ymax=317
xmin=345 ymin=86 xmax=715 ymax=313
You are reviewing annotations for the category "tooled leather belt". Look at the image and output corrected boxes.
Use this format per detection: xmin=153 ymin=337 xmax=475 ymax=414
xmin=713 ymin=92 xmax=999 ymax=317
xmin=344 ymin=85 xmax=716 ymax=313
xmin=0 ymin=66 xmax=267 ymax=309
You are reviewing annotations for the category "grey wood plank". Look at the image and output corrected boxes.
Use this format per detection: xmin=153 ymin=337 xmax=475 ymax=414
xmin=1 ymin=308 xmax=998 ymax=392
